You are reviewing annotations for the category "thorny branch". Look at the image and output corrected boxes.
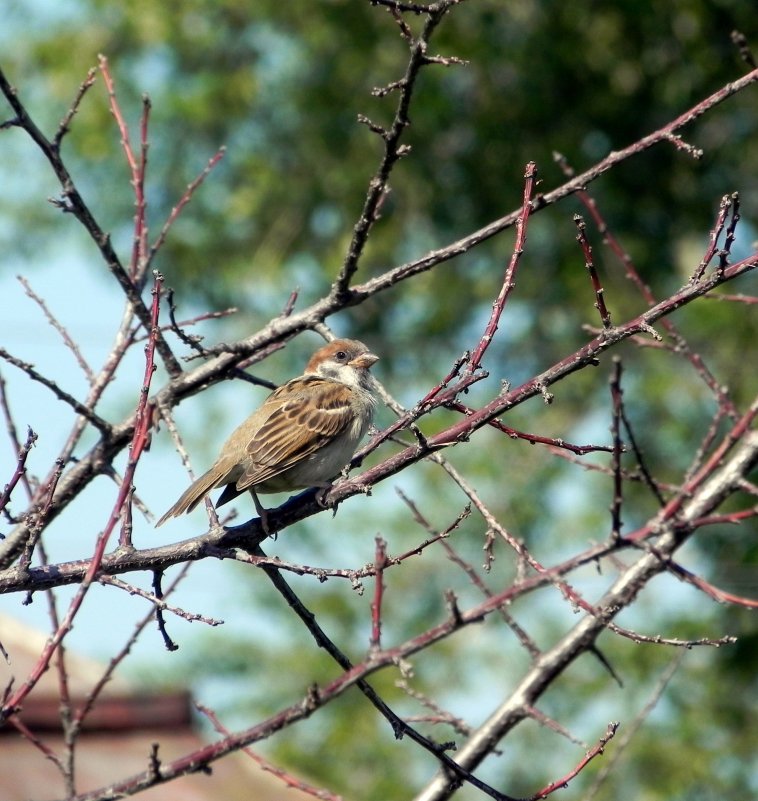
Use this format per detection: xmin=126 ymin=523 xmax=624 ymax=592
xmin=1 ymin=61 xmax=756 ymax=569
xmin=0 ymin=67 xmax=180 ymax=377
xmin=0 ymin=3 xmax=757 ymax=800
xmin=340 ymin=1 xmax=458 ymax=296
xmin=0 ymin=273 xmax=165 ymax=725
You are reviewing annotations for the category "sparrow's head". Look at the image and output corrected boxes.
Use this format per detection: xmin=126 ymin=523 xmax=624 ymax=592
xmin=305 ymin=339 xmax=379 ymax=387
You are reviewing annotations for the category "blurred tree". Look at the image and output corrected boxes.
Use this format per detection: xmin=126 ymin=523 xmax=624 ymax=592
xmin=1 ymin=2 xmax=757 ymax=800
xmin=5 ymin=1 xmax=757 ymax=342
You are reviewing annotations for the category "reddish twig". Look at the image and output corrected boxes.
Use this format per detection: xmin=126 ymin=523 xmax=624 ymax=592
xmin=134 ymin=94 xmax=152 ymax=282
xmin=665 ymin=558 xmax=758 ymax=609
xmin=415 ymin=351 xmax=470 ymax=409
xmin=556 ymin=153 xmax=741 ymax=420
xmin=197 ymin=702 xmax=345 ymax=801
xmin=624 ymin=402 xmax=757 ymax=548
xmin=6 ymin=714 xmax=67 ymax=771
xmin=98 ymin=55 xmax=139 ymax=184
xmin=356 ymin=367 xmax=486 ymax=462
xmin=0 ymin=274 xmax=164 ymax=723
xmin=468 ymin=161 xmax=538 ymax=372
xmin=529 ymin=722 xmax=619 ymax=800
xmin=691 ymin=505 xmax=758 ymax=526
xmin=661 ymin=130 xmax=703 ymax=159
xmin=280 ymin=287 xmax=300 ymax=317
xmin=100 ymin=56 xmax=154 ymax=284
xmin=119 ymin=275 xmax=163 ymax=545
xmin=447 ymin=400 xmax=614 ymax=454
xmin=357 ymin=253 xmax=757 ymax=485
xmin=0 ymin=426 xmax=37 ymax=514
xmin=370 ymin=537 xmax=387 ymax=651
xmin=705 ymin=292 xmax=758 ymax=304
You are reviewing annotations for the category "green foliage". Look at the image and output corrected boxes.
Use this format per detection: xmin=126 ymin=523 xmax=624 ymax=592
xmin=3 ymin=1 xmax=757 ymax=799
xmin=7 ymin=1 xmax=757 ymax=331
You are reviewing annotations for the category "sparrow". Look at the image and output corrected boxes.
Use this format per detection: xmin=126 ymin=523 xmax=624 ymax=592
xmin=156 ymin=339 xmax=378 ymax=529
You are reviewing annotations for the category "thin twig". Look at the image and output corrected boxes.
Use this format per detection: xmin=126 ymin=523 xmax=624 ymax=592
xmin=574 ymin=214 xmax=612 ymax=327
xmin=529 ymin=722 xmax=619 ymax=800
xmin=17 ymin=276 xmax=94 ymax=382
xmin=0 ymin=427 xmax=37 ymax=514
xmin=468 ymin=161 xmax=538 ymax=372
xmin=0 ymin=65 xmax=181 ymax=376
xmin=335 ymin=0 xmax=462 ymax=296
xmin=370 ymin=537 xmax=387 ymax=651
xmin=608 ymin=358 xmax=625 ymax=539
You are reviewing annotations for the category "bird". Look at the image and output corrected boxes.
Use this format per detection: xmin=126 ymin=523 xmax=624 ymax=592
xmin=156 ymin=338 xmax=379 ymax=530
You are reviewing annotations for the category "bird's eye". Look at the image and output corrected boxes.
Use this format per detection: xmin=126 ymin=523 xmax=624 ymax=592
xmin=335 ymin=350 xmax=348 ymax=361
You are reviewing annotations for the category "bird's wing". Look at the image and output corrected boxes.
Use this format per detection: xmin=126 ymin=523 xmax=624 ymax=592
xmin=235 ymin=376 xmax=354 ymax=489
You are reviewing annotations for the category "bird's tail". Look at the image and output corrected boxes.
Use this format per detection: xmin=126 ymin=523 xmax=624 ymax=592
xmin=155 ymin=467 xmax=224 ymax=527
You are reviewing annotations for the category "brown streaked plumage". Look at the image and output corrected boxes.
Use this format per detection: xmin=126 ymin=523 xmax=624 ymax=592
xmin=156 ymin=339 xmax=378 ymax=528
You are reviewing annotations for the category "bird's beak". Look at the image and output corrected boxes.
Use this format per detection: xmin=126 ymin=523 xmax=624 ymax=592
xmin=350 ymin=352 xmax=379 ymax=370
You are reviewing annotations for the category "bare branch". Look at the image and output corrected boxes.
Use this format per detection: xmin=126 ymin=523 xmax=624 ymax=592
xmin=0 ymin=65 xmax=182 ymax=376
